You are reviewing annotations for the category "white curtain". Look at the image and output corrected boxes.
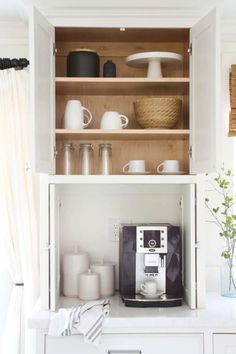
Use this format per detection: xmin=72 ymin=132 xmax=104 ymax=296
xmin=0 ymin=68 xmax=39 ymax=354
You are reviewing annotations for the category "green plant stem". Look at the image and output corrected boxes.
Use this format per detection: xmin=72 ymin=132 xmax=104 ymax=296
xmin=208 ymin=180 xmax=225 ymax=196
xmin=228 ymin=260 xmax=236 ymax=291
xmin=206 ymin=168 xmax=236 ymax=295
xmin=205 ymin=202 xmax=224 ymax=231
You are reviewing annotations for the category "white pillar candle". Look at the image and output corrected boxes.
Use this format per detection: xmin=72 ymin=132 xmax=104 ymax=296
xmin=91 ymin=260 xmax=115 ymax=297
xmin=79 ymin=269 xmax=100 ymax=300
xmin=62 ymin=247 xmax=89 ymax=297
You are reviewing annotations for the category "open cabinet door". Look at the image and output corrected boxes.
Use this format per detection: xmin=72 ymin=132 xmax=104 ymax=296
xmin=29 ymin=7 xmax=55 ymax=173
xmin=49 ymin=185 xmax=60 ymax=311
xmin=190 ymin=8 xmax=220 ymax=174
xmin=182 ymin=184 xmax=196 ymax=309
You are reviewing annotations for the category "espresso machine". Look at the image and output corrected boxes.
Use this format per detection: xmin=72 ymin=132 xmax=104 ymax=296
xmin=119 ymin=223 xmax=183 ymax=307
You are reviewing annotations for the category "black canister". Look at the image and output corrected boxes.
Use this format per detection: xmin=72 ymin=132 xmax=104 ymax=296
xmin=67 ymin=49 xmax=100 ymax=77
xmin=103 ymin=60 xmax=116 ymax=77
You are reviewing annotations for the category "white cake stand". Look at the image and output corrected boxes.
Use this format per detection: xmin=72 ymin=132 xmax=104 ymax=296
xmin=126 ymin=51 xmax=183 ymax=79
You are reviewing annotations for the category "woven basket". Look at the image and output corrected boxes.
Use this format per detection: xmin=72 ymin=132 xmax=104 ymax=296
xmin=134 ymin=97 xmax=182 ymax=129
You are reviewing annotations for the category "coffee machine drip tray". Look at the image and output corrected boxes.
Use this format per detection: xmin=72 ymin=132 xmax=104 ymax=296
xmin=122 ymin=294 xmax=183 ymax=308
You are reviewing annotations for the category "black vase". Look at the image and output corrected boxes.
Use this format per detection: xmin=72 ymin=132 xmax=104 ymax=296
xmin=67 ymin=50 xmax=100 ymax=77
xmin=103 ymin=60 xmax=116 ymax=77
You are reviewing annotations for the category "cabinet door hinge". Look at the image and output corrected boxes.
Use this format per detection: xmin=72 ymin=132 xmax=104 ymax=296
xmin=53 ymin=43 xmax=57 ymax=56
xmin=44 ymin=242 xmax=51 ymax=251
xmin=188 ymin=43 xmax=192 ymax=56
xmin=195 ymin=241 xmax=200 ymax=249
xmin=54 ymin=146 xmax=58 ymax=159
xmin=188 ymin=145 xmax=193 ymax=158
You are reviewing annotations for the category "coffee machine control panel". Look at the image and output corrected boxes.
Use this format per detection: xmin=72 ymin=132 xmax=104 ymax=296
xmin=136 ymin=226 xmax=167 ymax=254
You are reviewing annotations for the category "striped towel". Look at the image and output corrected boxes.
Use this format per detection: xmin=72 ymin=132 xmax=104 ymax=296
xmin=48 ymin=299 xmax=110 ymax=346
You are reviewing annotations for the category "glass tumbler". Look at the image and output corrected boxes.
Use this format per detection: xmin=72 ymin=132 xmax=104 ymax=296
xmin=60 ymin=143 xmax=75 ymax=175
xmin=79 ymin=143 xmax=94 ymax=175
xmin=98 ymin=143 xmax=113 ymax=175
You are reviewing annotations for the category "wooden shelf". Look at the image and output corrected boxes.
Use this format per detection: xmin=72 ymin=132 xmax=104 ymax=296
xmin=56 ymin=77 xmax=189 ymax=95
xmin=56 ymin=129 xmax=190 ymax=140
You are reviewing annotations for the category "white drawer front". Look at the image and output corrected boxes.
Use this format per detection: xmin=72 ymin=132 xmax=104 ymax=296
xmin=46 ymin=333 xmax=204 ymax=354
xmin=214 ymin=334 xmax=236 ymax=354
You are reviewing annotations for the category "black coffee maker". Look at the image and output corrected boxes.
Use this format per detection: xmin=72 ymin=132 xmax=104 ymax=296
xmin=119 ymin=223 xmax=183 ymax=307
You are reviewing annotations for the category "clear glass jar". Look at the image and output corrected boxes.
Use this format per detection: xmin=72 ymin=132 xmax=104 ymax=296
xmin=98 ymin=143 xmax=112 ymax=175
xmin=79 ymin=143 xmax=94 ymax=175
xmin=60 ymin=143 xmax=75 ymax=175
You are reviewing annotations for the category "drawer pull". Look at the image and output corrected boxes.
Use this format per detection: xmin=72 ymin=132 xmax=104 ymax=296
xmin=108 ymin=351 xmax=141 ymax=354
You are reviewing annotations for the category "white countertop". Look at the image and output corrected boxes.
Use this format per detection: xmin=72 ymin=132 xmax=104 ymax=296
xmin=28 ymin=293 xmax=236 ymax=333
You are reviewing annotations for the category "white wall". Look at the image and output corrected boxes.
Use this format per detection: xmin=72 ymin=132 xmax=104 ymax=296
xmin=0 ymin=22 xmax=28 ymax=56
xmin=204 ymin=38 xmax=236 ymax=292
xmin=0 ymin=20 xmax=28 ymax=346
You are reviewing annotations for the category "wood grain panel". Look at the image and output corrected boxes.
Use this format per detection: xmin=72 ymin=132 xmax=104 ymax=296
xmin=56 ymin=139 xmax=189 ymax=175
xmin=56 ymin=94 xmax=186 ymax=129
xmin=56 ymin=42 xmax=186 ymax=57
xmin=55 ymin=28 xmax=189 ymax=43
xmin=55 ymin=27 xmax=190 ymax=175
xmin=56 ymin=42 xmax=187 ymax=78
xmin=55 ymin=78 xmax=189 ymax=96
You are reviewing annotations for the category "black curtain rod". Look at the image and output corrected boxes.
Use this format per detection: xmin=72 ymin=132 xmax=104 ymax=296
xmin=0 ymin=58 xmax=29 ymax=70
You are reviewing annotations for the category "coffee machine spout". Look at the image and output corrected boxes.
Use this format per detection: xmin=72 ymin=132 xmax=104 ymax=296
xmin=160 ymin=254 xmax=165 ymax=268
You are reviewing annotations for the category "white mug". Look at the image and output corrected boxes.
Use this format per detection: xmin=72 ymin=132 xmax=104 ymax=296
xmin=64 ymin=100 xmax=92 ymax=129
xmin=141 ymin=280 xmax=157 ymax=295
xmin=123 ymin=160 xmax=146 ymax=173
xmin=100 ymin=111 xmax=129 ymax=129
xmin=157 ymin=160 xmax=180 ymax=174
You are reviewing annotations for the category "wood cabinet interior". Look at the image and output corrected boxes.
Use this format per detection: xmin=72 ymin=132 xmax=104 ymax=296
xmin=56 ymin=139 xmax=189 ymax=175
xmin=55 ymin=27 xmax=190 ymax=175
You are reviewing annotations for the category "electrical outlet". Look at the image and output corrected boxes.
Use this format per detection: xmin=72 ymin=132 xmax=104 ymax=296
xmin=109 ymin=218 xmax=132 ymax=242
xmin=113 ymin=221 xmax=120 ymax=242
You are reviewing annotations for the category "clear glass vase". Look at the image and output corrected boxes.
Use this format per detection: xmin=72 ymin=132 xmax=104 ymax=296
xmin=220 ymin=260 xmax=236 ymax=298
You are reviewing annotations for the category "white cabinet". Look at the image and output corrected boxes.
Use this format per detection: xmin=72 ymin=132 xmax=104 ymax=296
xmin=29 ymin=6 xmax=221 ymax=354
xmin=213 ymin=334 xmax=236 ymax=354
xmin=46 ymin=333 xmax=204 ymax=354
xmin=39 ymin=177 xmax=205 ymax=311
xmin=30 ymin=7 xmax=220 ymax=176
xmin=29 ymin=6 xmax=219 ymax=309
xmin=189 ymin=8 xmax=220 ymax=173
xmin=29 ymin=7 xmax=55 ymax=174
xmin=29 ymin=5 xmax=218 ymax=313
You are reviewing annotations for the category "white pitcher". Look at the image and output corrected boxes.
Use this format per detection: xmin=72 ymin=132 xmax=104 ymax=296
xmin=64 ymin=100 xmax=92 ymax=129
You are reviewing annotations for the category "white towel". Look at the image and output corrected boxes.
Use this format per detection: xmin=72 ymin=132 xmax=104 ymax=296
xmin=48 ymin=299 xmax=110 ymax=346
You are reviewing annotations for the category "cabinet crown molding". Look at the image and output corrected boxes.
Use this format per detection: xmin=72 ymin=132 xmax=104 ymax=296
xmin=44 ymin=7 xmax=202 ymax=27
